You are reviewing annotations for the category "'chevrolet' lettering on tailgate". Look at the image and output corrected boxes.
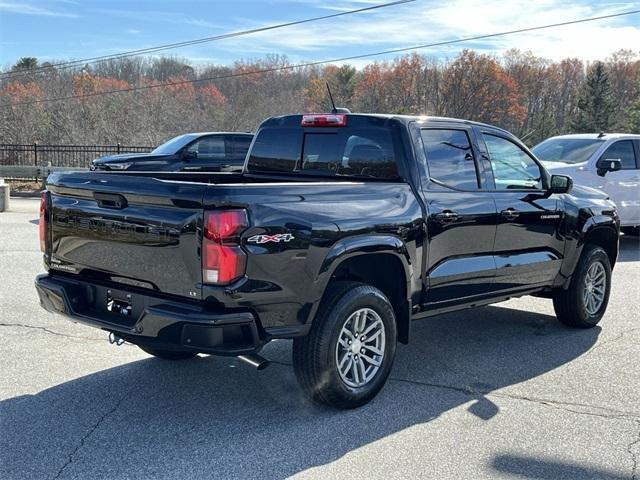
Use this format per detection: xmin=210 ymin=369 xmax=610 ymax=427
xmin=53 ymin=213 xmax=179 ymax=243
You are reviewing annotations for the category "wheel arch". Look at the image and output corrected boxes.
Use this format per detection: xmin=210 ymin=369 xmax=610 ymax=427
xmin=560 ymin=219 xmax=619 ymax=289
xmin=313 ymin=235 xmax=413 ymax=344
xmin=582 ymin=224 xmax=619 ymax=269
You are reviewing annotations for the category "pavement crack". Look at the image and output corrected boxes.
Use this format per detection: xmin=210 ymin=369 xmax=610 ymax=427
xmin=0 ymin=322 xmax=133 ymax=346
xmin=629 ymin=419 xmax=640 ymax=480
xmin=388 ymin=376 xmax=640 ymax=421
xmin=581 ymin=327 xmax=640 ymax=359
xmin=0 ymin=322 xmax=94 ymax=341
xmin=52 ymin=386 xmax=135 ymax=480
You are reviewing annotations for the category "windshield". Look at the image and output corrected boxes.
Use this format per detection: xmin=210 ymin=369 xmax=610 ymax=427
xmin=151 ymin=134 xmax=198 ymax=155
xmin=532 ymin=138 xmax=604 ymax=164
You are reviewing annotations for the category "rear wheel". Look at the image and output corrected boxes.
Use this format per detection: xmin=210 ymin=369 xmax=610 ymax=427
xmin=139 ymin=345 xmax=197 ymax=360
xmin=553 ymin=244 xmax=611 ymax=328
xmin=621 ymin=226 xmax=639 ymax=236
xmin=292 ymin=281 xmax=397 ymax=409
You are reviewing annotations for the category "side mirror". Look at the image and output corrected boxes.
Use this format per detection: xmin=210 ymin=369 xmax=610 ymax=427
xmin=183 ymin=149 xmax=198 ymax=161
xmin=596 ymin=158 xmax=622 ymax=176
xmin=549 ymin=174 xmax=573 ymax=194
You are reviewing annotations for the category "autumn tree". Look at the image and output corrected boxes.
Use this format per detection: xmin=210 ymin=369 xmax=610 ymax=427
xmin=605 ymin=50 xmax=640 ymax=130
xmin=440 ymin=50 xmax=526 ymax=129
xmin=353 ymin=62 xmax=390 ymax=112
xmin=304 ymin=65 xmax=357 ymax=111
xmin=0 ymin=81 xmax=48 ymax=144
xmin=1 ymin=50 xmax=639 ymax=153
xmin=571 ymin=62 xmax=617 ymax=133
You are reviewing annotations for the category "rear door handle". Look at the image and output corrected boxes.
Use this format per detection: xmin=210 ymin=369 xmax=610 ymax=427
xmin=501 ymin=208 xmax=519 ymax=221
xmin=434 ymin=211 xmax=459 ymax=223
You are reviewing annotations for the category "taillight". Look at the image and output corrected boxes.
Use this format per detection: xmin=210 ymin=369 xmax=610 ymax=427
xmin=39 ymin=191 xmax=47 ymax=252
xmin=301 ymin=114 xmax=347 ymax=127
xmin=202 ymin=210 xmax=248 ymax=285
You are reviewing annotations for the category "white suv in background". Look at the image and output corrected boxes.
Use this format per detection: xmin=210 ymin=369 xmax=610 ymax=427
xmin=532 ymin=133 xmax=640 ymax=235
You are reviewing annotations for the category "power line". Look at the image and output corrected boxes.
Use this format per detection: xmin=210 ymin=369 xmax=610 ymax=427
xmin=0 ymin=0 xmax=416 ymax=80
xmin=3 ymin=9 xmax=639 ymax=108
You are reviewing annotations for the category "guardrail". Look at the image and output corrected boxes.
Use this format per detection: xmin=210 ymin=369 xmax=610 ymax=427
xmin=0 ymin=143 xmax=153 ymax=168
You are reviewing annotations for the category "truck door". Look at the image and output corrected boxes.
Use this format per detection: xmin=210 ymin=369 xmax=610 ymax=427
xmin=478 ymin=129 xmax=564 ymax=290
xmin=180 ymin=135 xmax=227 ymax=172
xmin=594 ymin=139 xmax=640 ymax=227
xmin=418 ymin=125 xmax=498 ymax=305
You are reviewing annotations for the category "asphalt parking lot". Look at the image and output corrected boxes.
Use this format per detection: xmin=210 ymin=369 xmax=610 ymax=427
xmin=1 ymin=197 xmax=639 ymax=480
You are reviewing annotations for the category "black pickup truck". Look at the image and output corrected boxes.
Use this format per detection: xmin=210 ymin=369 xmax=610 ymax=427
xmin=36 ymin=113 xmax=619 ymax=409
xmin=91 ymin=132 xmax=253 ymax=172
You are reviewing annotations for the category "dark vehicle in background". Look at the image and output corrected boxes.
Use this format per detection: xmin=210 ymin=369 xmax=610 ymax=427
xmin=37 ymin=113 xmax=619 ymax=409
xmin=91 ymin=132 xmax=253 ymax=172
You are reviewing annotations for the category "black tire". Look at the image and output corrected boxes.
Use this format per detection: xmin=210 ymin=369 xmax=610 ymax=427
xmin=292 ymin=281 xmax=397 ymax=409
xmin=553 ymin=244 xmax=612 ymax=328
xmin=621 ymin=226 xmax=640 ymax=236
xmin=139 ymin=345 xmax=197 ymax=360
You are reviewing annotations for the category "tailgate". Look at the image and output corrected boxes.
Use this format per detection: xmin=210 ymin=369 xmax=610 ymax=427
xmin=46 ymin=172 xmax=206 ymax=299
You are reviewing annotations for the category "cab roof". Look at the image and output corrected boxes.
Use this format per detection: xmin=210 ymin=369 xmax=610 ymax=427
xmin=263 ymin=113 xmax=512 ymax=136
xmin=543 ymin=133 xmax=640 ymax=141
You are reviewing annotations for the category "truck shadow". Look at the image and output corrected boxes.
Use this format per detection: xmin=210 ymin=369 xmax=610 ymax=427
xmin=1 ymin=305 xmax=599 ymax=479
xmin=492 ymin=454 xmax=629 ymax=480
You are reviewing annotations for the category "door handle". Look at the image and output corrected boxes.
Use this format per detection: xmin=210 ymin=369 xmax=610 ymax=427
xmin=434 ymin=211 xmax=459 ymax=223
xmin=501 ymin=208 xmax=519 ymax=221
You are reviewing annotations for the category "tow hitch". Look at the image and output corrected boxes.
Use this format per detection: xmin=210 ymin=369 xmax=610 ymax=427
xmin=108 ymin=332 xmax=125 ymax=346
xmin=106 ymin=290 xmax=132 ymax=316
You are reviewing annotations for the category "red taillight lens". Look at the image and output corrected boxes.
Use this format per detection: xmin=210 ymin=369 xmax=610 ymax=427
xmin=203 ymin=210 xmax=248 ymax=285
xmin=39 ymin=191 xmax=47 ymax=252
xmin=301 ymin=114 xmax=347 ymax=127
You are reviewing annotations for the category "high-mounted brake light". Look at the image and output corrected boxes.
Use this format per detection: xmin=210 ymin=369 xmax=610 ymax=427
xmin=39 ymin=191 xmax=47 ymax=252
xmin=202 ymin=210 xmax=248 ymax=285
xmin=301 ymin=114 xmax=347 ymax=127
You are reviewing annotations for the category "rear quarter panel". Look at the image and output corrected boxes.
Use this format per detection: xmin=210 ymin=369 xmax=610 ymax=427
xmin=202 ymin=181 xmax=424 ymax=336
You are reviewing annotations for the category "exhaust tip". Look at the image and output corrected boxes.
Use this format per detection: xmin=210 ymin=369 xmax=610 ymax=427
xmin=237 ymin=354 xmax=270 ymax=370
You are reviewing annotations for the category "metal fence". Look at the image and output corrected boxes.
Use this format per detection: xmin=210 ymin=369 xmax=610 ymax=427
xmin=0 ymin=143 xmax=154 ymax=168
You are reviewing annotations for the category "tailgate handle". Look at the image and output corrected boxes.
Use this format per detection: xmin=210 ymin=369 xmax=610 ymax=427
xmin=94 ymin=192 xmax=128 ymax=209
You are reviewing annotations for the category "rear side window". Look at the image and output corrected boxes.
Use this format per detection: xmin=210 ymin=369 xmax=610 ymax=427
xmin=247 ymin=128 xmax=302 ymax=172
xmin=229 ymin=136 xmax=252 ymax=159
xmin=421 ymin=129 xmax=479 ymax=190
xmin=599 ymin=140 xmax=637 ymax=169
xmin=247 ymin=126 xmax=399 ymax=179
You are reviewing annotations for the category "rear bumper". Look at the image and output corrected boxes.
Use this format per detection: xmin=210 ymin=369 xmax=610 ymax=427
xmin=35 ymin=274 xmax=262 ymax=355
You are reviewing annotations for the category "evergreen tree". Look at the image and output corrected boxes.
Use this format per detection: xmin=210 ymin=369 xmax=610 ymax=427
xmin=629 ymin=98 xmax=640 ymax=134
xmin=623 ymin=79 xmax=640 ymax=134
xmin=571 ymin=62 xmax=617 ymax=133
xmin=11 ymin=57 xmax=38 ymax=72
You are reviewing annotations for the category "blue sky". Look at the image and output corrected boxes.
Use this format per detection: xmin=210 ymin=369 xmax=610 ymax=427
xmin=1 ymin=0 xmax=639 ymax=69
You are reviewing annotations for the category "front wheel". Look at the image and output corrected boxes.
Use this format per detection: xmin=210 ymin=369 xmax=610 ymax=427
xmin=292 ymin=281 xmax=397 ymax=409
xmin=553 ymin=244 xmax=612 ymax=328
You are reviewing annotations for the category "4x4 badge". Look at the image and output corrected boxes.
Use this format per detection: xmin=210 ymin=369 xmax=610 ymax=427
xmin=247 ymin=233 xmax=294 ymax=244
